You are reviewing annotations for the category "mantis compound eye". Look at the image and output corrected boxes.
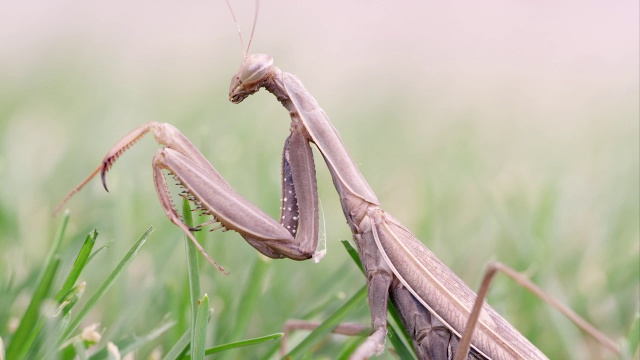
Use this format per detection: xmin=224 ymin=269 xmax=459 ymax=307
xmin=240 ymin=54 xmax=274 ymax=85
xmin=229 ymin=54 xmax=274 ymax=103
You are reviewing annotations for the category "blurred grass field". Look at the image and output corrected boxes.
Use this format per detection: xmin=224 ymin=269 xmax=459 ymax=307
xmin=0 ymin=1 xmax=638 ymax=359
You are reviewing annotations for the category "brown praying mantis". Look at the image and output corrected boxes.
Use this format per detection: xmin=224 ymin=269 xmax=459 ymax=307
xmin=54 ymin=5 xmax=622 ymax=360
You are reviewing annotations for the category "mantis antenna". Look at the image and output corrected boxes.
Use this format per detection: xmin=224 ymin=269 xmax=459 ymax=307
xmin=225 ymin=0 xmax=260 ymax=59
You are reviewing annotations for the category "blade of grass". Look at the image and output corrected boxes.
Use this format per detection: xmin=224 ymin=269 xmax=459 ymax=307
xmin=202 ymin=332 xmax=283 ymax=356
xmin=182 ymin=199 xmax=202 ymax=357
xmin=385 ymin=318 xmax=415 ymax=360
xmin=47 ymin=226 xmax=152 ymax=356
xmin=35 ymin=310 xmax=71 ymax=359
xmin=73 ymin=341 xmax=88 ymax=360
xmin=5 ymin=211 xmax=69 ymax=359
xmin=227 ymin=256 xmax=269 ymax=342
xmin=284 ymin=286 xmax=367 ymax=359
xmin=87 ymin=241 xmax=112 ymax=263
xmin=183 ymin=199 xmax=201 ymax=308
xmin=180 ymin=333 xmax=284 ymax=359
xmin=341 ymin=240 xmax=364 ymax=274
xmin=34 ymin=233 xmax=96 ymax=358
xmin=33 ymin=232 xmax=102 ymax=359
xmin=214 ymin=218 xmax=271 ymax=359
xmin=192 ymin=294 xmax=210 ymax=360
xmin=56 ymin=230 xmax=97 ymax=301
xmin=261 ymin=278 xmax=360 ymax=360
xmin=19 ymin=258 xmax=62 ymax=359
xmin=626 ymin=309 xmax=639 ymax=358
xmin=56 ymin=341 xmax=75 ymax=360
xmin=88 ymin=318 xmax=176 ymax=360
xmin=297 ymin=263 xmax=355 ymax=321
xmin=162 ymin=328 xmax=191 ymax=360
xmin=260 ymin=265 xmax=362 ymax=360
xmin=336 ymin=335 xmax=367 ymax=360
xmin=56 ymin=282 xmax=85 ymax=321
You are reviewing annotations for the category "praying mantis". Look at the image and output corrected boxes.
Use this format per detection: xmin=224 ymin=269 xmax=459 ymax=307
xmin=53 ymin=4 xmax=624 ymax=360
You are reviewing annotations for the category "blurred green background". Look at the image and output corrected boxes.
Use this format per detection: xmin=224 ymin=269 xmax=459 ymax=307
xmin=0 ymin=1 xmax=638 ymax=359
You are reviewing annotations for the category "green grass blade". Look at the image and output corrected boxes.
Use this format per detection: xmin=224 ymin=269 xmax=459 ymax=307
xmin=183 ymin=199 xmax=201 ymax=308
xmin=259 ymin=284 xmax=357 ymax=360
xmin=192 ymin=294 xmax=210 ymax=360
xmin=48 ymin=226 xmax=152 ymax=355
xmin=340 ymin=240 xmax=417 ymax=358
xmin=385 ymin=319 xmax=416 ymax=360
xmin=285 ymin=286 xmax=367 ymax=359
xmin=626 ymin=309 xmax=639 ymax=358
xmin=34 ymin=283 xmax=86 ymax=358
xmin=88 ymin=318 xmax=176 ymax=360
xmin=57 ymin=343 xmax=75 ymax=360
xmin=202 ymin=332 xmax=283 ymax=356
xmin=24 ymin=258 xmax=63 ymax=356
xmin=336 ymin=336 xmax=366 ymax=360
xmin=162 ymin=328 xmax=191 ymax=360
xmin=5 ymin=212 xmax=69 ymax=359
xmin=56 ymin=230 xmax=97 ymax=301
xmin=56 ymin=282 xmax=85 ymax=318
xmin=227 ymin=256 xmax=269 ymax=342
xmin=341 ymin=240 xmax=364 ymax=273
xmin=73 ymin=341 xmax=88 ymax=360
xmin=86 ymin=241 xmax=112 ymax=263
xmin=181 ymin=333 xmax=283 ymax=359
xmin=182 ymin=199 xmax=202 ymax=357
xmin=34 ymin=232 xmax=94 ymax=359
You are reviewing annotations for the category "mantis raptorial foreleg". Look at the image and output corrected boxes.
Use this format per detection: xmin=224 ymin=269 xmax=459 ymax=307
xmin=56 ymin=121 xmax=321 ymax=269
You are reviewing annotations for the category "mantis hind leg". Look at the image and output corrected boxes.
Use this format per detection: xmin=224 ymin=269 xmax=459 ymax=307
xmin=455 ymin=262 xmax=620 ymax=360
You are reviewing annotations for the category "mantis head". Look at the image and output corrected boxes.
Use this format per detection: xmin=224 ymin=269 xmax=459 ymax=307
xmin=229 ymin=54 xmax=274 ymax=103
